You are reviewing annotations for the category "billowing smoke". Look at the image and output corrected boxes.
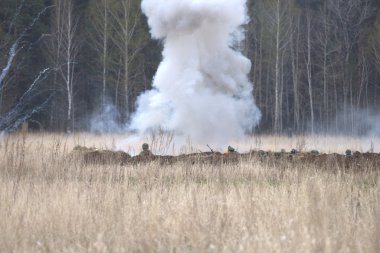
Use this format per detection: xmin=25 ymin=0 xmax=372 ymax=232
xmin=130 ymin=0 xmax=261 ymax=144
xmin=90 ymin=100 xmax=123 ymax=134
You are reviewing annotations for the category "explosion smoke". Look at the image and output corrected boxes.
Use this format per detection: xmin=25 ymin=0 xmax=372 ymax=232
xmin=130 ymin=0 xmax=261 ymax=144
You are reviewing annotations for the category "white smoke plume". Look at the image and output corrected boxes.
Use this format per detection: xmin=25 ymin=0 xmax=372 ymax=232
xmin=130 ymin=0 xmax=261 ymax=144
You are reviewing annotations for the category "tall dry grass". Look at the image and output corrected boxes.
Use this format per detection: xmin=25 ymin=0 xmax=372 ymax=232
xmin=0 ymin=133 xmax=379 ymax=252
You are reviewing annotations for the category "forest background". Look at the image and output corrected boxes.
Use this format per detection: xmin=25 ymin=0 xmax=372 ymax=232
xmin=1 ymin=0 xmax=380 ymax=135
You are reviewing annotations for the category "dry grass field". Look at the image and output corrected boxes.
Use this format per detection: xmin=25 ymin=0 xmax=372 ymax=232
xmin=0 ymin=133 xmax=379 ymax=252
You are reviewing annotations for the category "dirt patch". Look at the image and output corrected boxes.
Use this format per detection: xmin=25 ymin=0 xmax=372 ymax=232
xmin=246 ymin=150 xmax=380 ymax=171
xmin=70 ymin=146 xmax=380 ymax=170
xmin=70 ymin=146 xmax=131 ymax=165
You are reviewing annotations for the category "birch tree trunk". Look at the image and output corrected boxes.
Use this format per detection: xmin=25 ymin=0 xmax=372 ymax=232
xmin=55 ymin=0 xmax=79 ymax=132
xmin=123 ymin=0 xmax=130 ymax=119
xmin=306 ymin=10 xmax=314 ymax=134
xmin=102 ymin=0 xmax=108 ymax=109
xmin=290 ymin=13 xmax=300 ymax=132
xmin=274 ymin=0 xmax=281 ymax=133
xmin=108 ymin=0 xmax=141 ymax=123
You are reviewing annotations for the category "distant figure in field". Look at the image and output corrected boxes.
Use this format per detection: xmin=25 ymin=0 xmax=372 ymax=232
xmin=224 ymin=146 xmax=238 ymax=154
xmin=139 ymin=143 xmax=153 ymax=156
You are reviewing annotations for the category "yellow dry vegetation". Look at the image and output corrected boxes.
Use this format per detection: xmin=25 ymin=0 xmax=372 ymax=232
xmin=0 ymin=133 xmax=379 ymax=253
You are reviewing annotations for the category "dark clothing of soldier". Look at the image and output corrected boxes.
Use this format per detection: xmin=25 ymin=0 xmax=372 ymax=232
xmin=139 ymin=143 xmax=153 ymax=156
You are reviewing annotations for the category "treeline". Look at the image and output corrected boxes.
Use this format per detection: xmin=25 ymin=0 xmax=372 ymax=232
xmin=0 ymin=0 xmax=380 ymax=134
xmin=0 ymin=0 xmax=160 ymax=132
xmin=247 ymin=0 xmax=380 ymax=134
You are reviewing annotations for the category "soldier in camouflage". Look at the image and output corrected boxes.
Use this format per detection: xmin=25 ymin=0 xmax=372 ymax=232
xmin=139 ymin=143 xmax=153 ymax=156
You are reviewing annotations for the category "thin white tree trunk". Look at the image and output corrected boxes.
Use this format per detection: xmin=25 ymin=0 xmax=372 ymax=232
xmin=323 ymin=6 xmax=328 ymax=132
xmin=124 ymin=1 xmax=130 ymax=120
xmin=102 ymin=0 xmax=108 ymax=109
xmin=274 ymin=0 xmax=281 ymax=133
xmin=291 ymin=16 xmax=300 ymax=132
xmin=66 ymin=4 xmax=72 ymax=129
xmin=306 ymin=11 xmax=314 ymax=134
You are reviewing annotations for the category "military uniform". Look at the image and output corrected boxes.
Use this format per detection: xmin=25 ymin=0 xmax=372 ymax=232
xmin=224 ymin=146 xmax=238 ymax=154
xmin=139 ymin=150 xmax=153 ymax=156
xmin=139 ymin=143 xmax=153 ymax=156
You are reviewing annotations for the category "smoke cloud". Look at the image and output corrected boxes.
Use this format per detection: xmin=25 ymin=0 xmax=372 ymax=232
xmin=90 ymin=101 xmax=123 ymax=134
xmin=130 ymin=0 xmax=261 ymax=144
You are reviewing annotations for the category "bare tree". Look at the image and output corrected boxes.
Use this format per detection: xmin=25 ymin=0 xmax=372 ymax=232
xmin=260 ymin=0 xmax=292 ymax=133
xmin=88 ymin=0 xmax=110 ymax=110
xmin=274 ymin=0 xmax=281 ymax=133
xmin=0 ymin=68 xmax=51 ymax=133
xmin=314 ymin=1 xmax=338 ymax=132
xmin=108 ymin=0 xmax=141 ymax=122
xmin=48 ymin=0 xmax=80 ymax=132
xmin=328 ymin=0 xmax=374 ymax=133
xmin=305 ymin=8 xmax=315 ymax=134
xmin=0 ymin=3 xmax=52 ymax=133
xmin=290 ymin=10 xmax=301 ymax=132
xmin=62 ymin=0 xmax=79 ymax=131
xmin=110 ymin=0 xmax=146 ymax=121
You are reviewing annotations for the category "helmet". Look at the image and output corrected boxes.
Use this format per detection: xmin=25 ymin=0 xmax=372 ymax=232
xmin=142 ymin=143 xmax=149 ymax=151
xmin=310 ymin=150 xmax=319 ymax=155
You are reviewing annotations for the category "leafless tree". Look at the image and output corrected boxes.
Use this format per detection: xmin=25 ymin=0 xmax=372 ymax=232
xmin=259 ymin=0 xmax=293 ymax=133
xmin=108 ymin=0 xmax=140 ymax=121
xmin=0 ymin=3 xmax=52 ymax=133
xmin=47 ymin=0 xmax=80 ymax=132
xmin=290 ymin=10 xmax=301 ymax=131
xmin=88 ymin=0 xmax=110 ymax=110
xmin=327 ymin=0 xmax=375 ymax=133
xmin=305 ymin=8 xmax=315 ymax=134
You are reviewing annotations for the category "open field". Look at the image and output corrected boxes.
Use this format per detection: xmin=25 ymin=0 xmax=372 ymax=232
xmin=0 ymin=133 xmax=379 ymax=252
